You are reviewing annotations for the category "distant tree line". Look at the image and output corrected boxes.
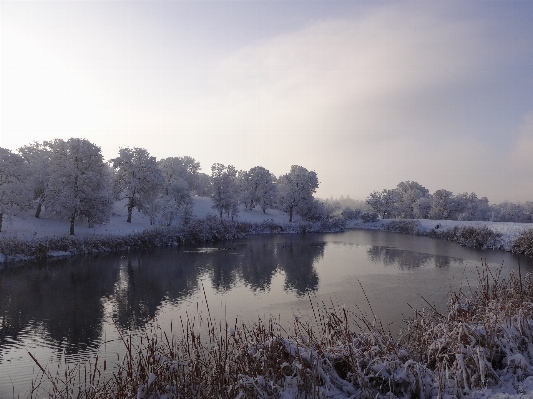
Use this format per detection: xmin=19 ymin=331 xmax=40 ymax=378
xmin=0 ymin=139 xmax=325 ymax=235
xmin=364 ymin=181 xmax=533 ymax=222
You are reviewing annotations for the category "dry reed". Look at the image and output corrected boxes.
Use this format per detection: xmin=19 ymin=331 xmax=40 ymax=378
xmin=28 ymin=262 xmax=533 ymax=398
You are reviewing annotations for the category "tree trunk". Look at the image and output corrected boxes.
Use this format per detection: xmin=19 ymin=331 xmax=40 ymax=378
xmin=70 ymin=214 xmax=76 ymax=235
xmin=0 ymin=213 xmax=3 ymax=232
xmin=35 ymin=202 xmax=42 ymax=218
xmin=127 ymin=198 xmax=134 ymax=223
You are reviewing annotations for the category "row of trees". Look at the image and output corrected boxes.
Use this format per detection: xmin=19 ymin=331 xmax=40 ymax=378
xmin=0 ymin=139 xmax=321 ymax=234
xmin=366 ymin=181 xmax=533 ymax=222
xmin=210 ymin=164 xmax=319 ymax=222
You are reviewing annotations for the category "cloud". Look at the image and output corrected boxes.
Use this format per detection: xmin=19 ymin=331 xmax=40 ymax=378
xmin=512 ymin=111 xmax=533 ymax=178
xmin=206 ymin=2 xmax=506 ymax=145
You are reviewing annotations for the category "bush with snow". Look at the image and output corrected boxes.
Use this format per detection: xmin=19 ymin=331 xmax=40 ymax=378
xmin=340 ymin=206 xmax=362 ymax=220
xmin=429 ymin=225 xmax=504 ymax=250
xmin=511 ymin=229 xmax=533 ymax=256
xmin=383 ymin=219 xmax=419 ymax=234
xmin=360 ymin=212 xmax=379 ymax=223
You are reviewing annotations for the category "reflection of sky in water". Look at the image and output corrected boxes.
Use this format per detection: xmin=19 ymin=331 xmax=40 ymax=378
xmin=2 ymin=230 xmax=533 ymax=396
xmin=366 ymin=246 xmax=463 ymax=269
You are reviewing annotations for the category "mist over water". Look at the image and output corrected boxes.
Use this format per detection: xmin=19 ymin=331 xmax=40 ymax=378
xmin=1 ymin=230 xmax=532 ymax=396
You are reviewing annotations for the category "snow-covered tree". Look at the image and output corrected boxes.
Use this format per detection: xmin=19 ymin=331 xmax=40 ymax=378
xmin=237 ymin=169 xmax=255 ymax=210
xmin=454 ymin=192 xmax=490 ymax=221
xmin=490 ymin=201 xmax=533 ymax=223
xmin=196 ymin=173 xmax=213 ymax=196
xmin=0 ymin=148 xmax=32 ymax=232
xmin=111 ymin=147 xmax=164 ymax=223
xmin=395 ymin=181 xmax=430 ymax=219
xmin=366 ymin=189 xmax=401 ymax=219
xmin=156 ymin=157 xmax=194 ymax=226
xmin=412 ymin=196 xmax=433 ymax=219
xmin=45 ymin=138 xmax=113 ymax=235
xmin=239 ymin=166 xmax=277 ymax=213
xmin=211 ymin=163 xmax=239 ymax=219
xmin=177 ymin=156 xmax=201 ymax=194
xmin=428 ymin=189 xmax=455 ymax=220
xmin=367 ymin=181 xmax=430 ymax=219
xmin=277 ymin=165 xmax=319 ymax=222
xmin=18 ymin=141 xmax=51 ymax=218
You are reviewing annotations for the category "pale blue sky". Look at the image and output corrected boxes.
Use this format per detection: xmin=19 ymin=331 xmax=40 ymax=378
xmin=2 ymin=1 xmax=533 ymax=202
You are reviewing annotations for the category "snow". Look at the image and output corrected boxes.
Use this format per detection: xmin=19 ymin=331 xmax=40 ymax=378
xmin=0 ymin=196 xmax=294 ymax=240
xmin=347 ymin=218 xmax=533 ymax=251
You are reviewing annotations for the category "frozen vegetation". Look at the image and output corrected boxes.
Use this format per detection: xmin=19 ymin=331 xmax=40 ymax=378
xmin=28 ymin=265 xmax=533 ymax=398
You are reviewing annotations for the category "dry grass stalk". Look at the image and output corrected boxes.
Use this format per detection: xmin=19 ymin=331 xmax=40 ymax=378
xmin=28 ymin=262 xmax=533 ymax=398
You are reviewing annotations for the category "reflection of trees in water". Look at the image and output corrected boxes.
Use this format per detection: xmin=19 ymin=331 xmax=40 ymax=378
xmin=111 ymin=249 xmax=204 ymax=329
xmin=273 ymin=237 xmax=323 ymax=296
xmin=237 ymin=243 xmax=278 ymax=291
xmin=367 ymin=246 xmax=451 ymax=269
xmin=208 ymin=252 xmax=238 ymax=292
xmin=0 ymin=235 xmax=325 ymax=358
xmin=0 ymin=255 xmax=117 ymax=355
xmin=367 ymin=246 xmax=431 ymax=269
xmin=201 ymin=237 xmax=323 ymax=296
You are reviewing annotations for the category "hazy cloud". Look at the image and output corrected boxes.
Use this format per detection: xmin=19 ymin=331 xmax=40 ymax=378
xmin=2 ymin=1 xmax=532 ymax=202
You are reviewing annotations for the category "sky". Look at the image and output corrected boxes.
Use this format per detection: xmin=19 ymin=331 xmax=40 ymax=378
xmin=2 ymin=1 xmax=533 ymax=203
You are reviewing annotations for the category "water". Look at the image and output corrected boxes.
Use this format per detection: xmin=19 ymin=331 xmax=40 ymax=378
xmin=1 ymin=230 xmax=532 ymax=397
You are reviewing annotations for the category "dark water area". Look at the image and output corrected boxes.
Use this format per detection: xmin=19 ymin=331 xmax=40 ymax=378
xmin=1 ymin=230 xmax=533 ymax=397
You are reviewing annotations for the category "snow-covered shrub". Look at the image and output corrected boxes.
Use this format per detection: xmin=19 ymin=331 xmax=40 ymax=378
xmin=340 ymin=207 xmax=362 ymax=220
xmin=432 ymin=226 xmax=503 ymax=249
xmin=383 ymin=220 xmax=419 ymax=234
xmin=360 ymin=212 xmax=378 ymax=223
xmin=511 ymin=229 xmax=533 ymax=256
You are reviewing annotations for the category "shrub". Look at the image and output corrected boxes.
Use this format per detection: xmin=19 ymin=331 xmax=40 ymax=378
xmin=383 ymin=220 xmax=419 ymax=234
xmin=511 ymin=228 xmax=533 ymax=256
xmin=340 ymin=207 xmax=362 ymax=220
xmin=360 ymin=212 xmax=378 ymax=223
xmin=427 ymin=226 xmax=503 ymax=250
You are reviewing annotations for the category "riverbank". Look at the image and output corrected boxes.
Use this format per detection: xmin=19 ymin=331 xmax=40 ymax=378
xmin=2 ymin=198 xmax=533 ymax=263
xmin=0 ymin=197 xmax=345 ymax=263
xmin=29 ymin=265 xmax=533 ymax=398
xmin=348 ymin=218 xmax=533 ymax=256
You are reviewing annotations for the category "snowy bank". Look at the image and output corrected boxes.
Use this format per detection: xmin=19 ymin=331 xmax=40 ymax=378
xmin=347 ymin=218 xmax=533 ymax=254
xmin=0 ymin=197 xmax=345 ymax=263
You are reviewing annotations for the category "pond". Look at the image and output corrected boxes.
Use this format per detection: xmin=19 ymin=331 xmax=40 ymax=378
xmin=1 ymin=230 xmax=532 ymax=397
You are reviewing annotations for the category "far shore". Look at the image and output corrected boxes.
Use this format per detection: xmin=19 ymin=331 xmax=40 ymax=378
xmin=1 ymin=197 xmax=533 ymax=263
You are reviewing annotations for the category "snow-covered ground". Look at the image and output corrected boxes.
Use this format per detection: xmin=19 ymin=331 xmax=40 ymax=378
xmin=2 ymin=198 xmax=532 ymax=253
xmin=0 ymin=196 xmax=295 ymax=240
xmin=347 ymin=218 xmax=533 ymax=251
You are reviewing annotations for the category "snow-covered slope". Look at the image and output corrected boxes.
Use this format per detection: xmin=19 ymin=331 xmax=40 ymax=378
xmin=0 ymin=197 xmax=294 ymax=239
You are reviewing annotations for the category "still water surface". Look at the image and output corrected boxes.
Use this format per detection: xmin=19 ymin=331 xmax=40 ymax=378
xmin=1 ymin=230 xmax=532 ymax=396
